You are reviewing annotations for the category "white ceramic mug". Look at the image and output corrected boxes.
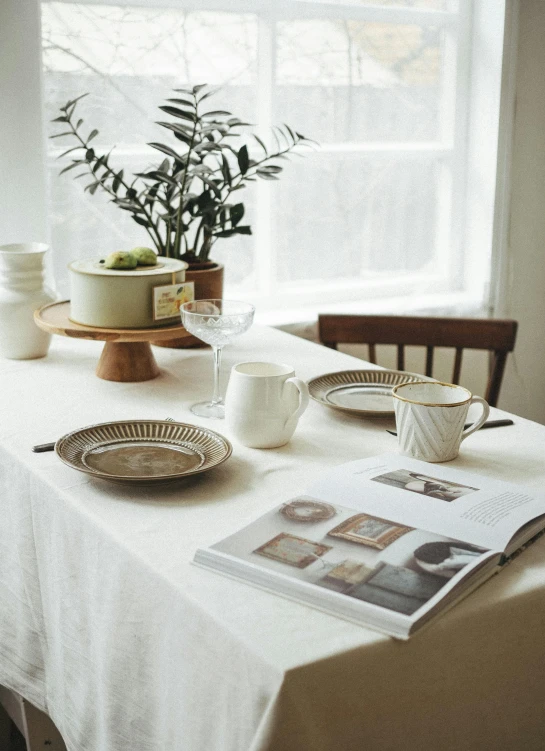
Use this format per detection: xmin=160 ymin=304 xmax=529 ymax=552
xmin=225 ymin=361 xmax=309 ymax=448
xmin=392 ymin=381 xmax=490 ymax=463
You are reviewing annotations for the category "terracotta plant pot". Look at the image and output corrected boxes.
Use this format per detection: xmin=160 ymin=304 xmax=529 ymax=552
xmin=154 ymin=262 xmax=224 ymax=348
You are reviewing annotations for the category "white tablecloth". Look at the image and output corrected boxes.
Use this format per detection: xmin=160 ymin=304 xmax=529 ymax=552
xmin=1 ymin=326 xmax=545 ymax=751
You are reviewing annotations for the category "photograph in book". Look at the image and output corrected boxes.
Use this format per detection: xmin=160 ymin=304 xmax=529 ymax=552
xmin=211 ymin=498 xmax=489 ymax=618
xmin=327 ymin=514 xmax=411 ymax=549
xmin=371 ymin=469 xmax=479 ymax=502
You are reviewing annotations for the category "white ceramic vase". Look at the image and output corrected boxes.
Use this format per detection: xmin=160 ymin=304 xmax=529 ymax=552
xmin=0 ymin=243 xmax=56 ymax=359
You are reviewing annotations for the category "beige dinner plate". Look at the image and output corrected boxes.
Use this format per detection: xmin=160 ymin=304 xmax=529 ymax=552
xmin=56 ymin=419 xmax=232 ymax=485
xmin=307 ymin=369 xmax=434 ymax=417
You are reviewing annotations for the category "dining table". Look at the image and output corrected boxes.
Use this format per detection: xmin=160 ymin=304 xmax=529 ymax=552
xmin=1 ymin=324 xmax=545 ymax=751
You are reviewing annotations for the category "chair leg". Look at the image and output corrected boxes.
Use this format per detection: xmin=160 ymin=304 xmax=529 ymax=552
xmin=0 ymin=701 xmax=13 ymax=749
xmin=0 ymin=687 xmax=67 ymax=751
xmin=20 ymin=699 xmax=67 ymax=751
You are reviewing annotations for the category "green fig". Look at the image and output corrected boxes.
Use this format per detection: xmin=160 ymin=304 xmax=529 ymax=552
xmin=131 ymin=247 xmax=157 ymax=266
xmin=104 ymin=251 xmax=137 ymax=270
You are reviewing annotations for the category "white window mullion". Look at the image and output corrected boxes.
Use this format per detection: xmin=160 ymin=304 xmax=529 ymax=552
xmin=441 ymin=0 xmax=472 ymax=286
xmin=254 ymin=9 xmax=276 ymax=300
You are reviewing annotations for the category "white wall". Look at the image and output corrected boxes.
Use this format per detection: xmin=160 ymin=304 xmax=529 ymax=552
xmin=0 ymin=0 xmax=48 ymax=245
xmin=495 ymin=0 xmax=545 ymax=423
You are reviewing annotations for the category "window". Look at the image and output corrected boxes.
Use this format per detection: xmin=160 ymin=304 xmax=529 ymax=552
xmin=40 ymin=0 xmax=493 ymax=318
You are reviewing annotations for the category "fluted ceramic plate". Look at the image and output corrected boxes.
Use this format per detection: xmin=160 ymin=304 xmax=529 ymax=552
xmin=308 ymin=369 xmax=434 ymax=417
xmin=56 ymin=420 xmax=232 ymax=485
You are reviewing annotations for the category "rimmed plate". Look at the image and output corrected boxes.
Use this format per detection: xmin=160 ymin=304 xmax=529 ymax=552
xmin=307 ymin=369 xmax=434 ymax=417
xmin=56 ymin=419 xmax=232 ymax=485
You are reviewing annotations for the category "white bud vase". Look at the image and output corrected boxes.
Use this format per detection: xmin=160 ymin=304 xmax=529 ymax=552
xmin=0 ymin=243 xmax=56 ymax=359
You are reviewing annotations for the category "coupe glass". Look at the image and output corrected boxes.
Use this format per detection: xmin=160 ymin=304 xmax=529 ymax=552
xmin=181 ymin=299 xmax=255 ymax=419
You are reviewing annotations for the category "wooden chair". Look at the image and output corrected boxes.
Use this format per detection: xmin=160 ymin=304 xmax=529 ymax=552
xmin=317 ymin=315 xmax=518 ymax=408
xmin=0 ymin=687 xmax=67 ymax=751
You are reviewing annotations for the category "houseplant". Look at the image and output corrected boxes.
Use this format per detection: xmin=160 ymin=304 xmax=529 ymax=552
xmin=52 ymin=85 xmax=313 ymax=291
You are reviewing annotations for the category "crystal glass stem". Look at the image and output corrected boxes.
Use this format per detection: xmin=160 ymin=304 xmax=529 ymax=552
xmin=212 ymin=345 xmax=223 ymax=405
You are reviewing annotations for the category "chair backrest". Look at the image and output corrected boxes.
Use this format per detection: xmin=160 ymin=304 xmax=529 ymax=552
xmin=317 ymin=315 xmax=518 ymax=408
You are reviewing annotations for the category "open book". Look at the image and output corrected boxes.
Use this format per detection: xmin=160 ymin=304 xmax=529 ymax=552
xmin=194 ymin=454 xmax=545 ymax=639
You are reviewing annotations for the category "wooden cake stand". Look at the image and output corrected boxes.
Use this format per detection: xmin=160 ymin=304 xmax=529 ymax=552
xmin=35 ymin=301 xmax=193 ymax=382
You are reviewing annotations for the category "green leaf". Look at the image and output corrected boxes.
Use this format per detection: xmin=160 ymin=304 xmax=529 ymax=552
xmin=284 ymin=123 xmax=296 ymax=142
xmin=85 ymin=148 xmax=95 ymax=162
xmin=191 ymin=164 xmax=214 ymax=176
xmin=88 ymin=129 xmax=99 ymax=142
xmin=166 ymin=97 xmax=195 ymax=108
xmin=92 ymin=157 xmax=105 ymax=174
xmin=201 ymin=124 xmax=229 ymax=136
xmin=253 ymin=134 xmax=268 ymax=155
xmin=194 ymin=142 xmax=222 ymax=153
xmin=132 ymin=215 xmax=150 ymax=228
xmin=76 ymin=118 xmax=84 ymax=129
xmin=84 ymin=181 xmax=100 ymax=194
xmin=221 ymin=154 xmax=232 ymax=186
xmin=156 ymin=120 xmax=193 ymax=134
xmin=61 ymin=93 xmax=89 ymax=112
xmin=213 ymin=224 xmax=251 ymax=238
xmin=199 ymin=176 xmax=222 ymax=198
xmin=213 ymin=229 xmax=237 ymax=238
xmin=193 ymin=84 xmax=208 ymax=94
xmin=237 ymin=145 xmax=249 ymax=175
xmin=202 ymin=110 xmax=231 ymax=118
xmin=59 ymin=160 xmax=86 ymax=175
xmin=159 ymin=105 xmax=195 ymax=122
xmin=256 ymin=170 xmax=278 ymax=180
xmin=114 ymin=199 xmax=144 ymax=213
xmin=112 ymin=169 xmax=123 ymax=193
xmin=197 ymin=190 xmax=214 ymax=209
xmin=148 ymin=142 xmax=180 ymax=160
xmin=230 ymin=203 xmax=244 ymax=226
xmin=172 ymin=86 xmax=194 ymax=95
xmin=145 ymin=171 xmax=178 ymax=187
xmin=173 ymin=132 xmax=192 ymax=145
xmin=197 ymin=90 xmax=216 ymax=103
xmin=143 ymin=183 xmax=159 ymax=205
xmin=50 ymin=132 xmax=73 ymax=139
xmin=52 ymin=116 xmax=69 ymax=123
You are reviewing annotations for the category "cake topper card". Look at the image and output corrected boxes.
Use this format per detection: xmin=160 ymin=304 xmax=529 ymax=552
xmin=153 ymin=281 xmax=194 ymax=322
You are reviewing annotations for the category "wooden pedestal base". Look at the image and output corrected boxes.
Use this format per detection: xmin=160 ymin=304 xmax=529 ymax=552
xmin=96 ymin=341 xmax=160 ymax=382
xmin=35 ymin=301 xmax=192 ymax=382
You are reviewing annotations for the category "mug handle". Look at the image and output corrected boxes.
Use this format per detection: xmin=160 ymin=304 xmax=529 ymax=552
xmin=460 ymin=396 xmax=490 ymax=440
xmin=284 ymin=377 xmax=310 ymax=425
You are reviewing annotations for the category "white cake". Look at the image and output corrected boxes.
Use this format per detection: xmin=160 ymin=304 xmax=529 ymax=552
xmin=69 ymin=257 xmax=188 ymax=329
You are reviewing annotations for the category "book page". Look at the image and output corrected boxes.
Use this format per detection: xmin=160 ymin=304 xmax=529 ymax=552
xmin=205 ymin=498 xmax=498 ymax=636
xmin=308 ymin=454 xmax=545 ymax=551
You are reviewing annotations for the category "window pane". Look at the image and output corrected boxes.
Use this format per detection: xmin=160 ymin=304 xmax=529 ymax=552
xmin=276 ymin=20 xmax=444 ymax=143
xmin=272 ymin=152 xmax=442 ymax=284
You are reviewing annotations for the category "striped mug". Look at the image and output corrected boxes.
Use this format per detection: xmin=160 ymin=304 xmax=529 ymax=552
xmin=392 ymin=381 xmax=490 ymax=463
